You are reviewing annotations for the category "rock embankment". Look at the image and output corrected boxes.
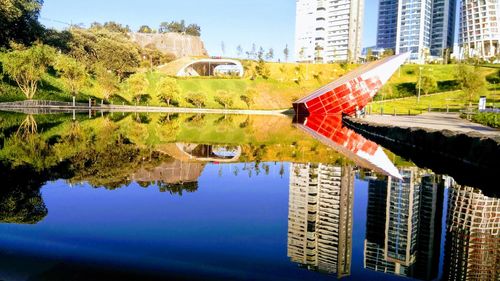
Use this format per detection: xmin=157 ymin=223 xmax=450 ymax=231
xmin=343 ymin=116 xmax=500 ymax=196
xmin=130 ymin=32 xmax=208 ymax=58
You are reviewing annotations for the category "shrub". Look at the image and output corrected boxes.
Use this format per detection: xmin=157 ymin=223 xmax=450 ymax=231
xmin=486 ymin=70 xmax=500 ymax=84
xmin=156 ymin=77 xmax=180 ymax=106
xmin=437 ymin=80 xmax=460 ymax=92
xmin=469 ymin=112 xmax=500 ymax=128
xmin=214 ymin=90 xmax=233 ymax=109
xmin=186 ymin=92 xmax=205 ymax=108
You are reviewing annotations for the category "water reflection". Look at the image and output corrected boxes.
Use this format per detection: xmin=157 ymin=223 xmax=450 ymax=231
xmin=294 ymin=114 xmax=402 ymax=179
xmin=287 ymin=163 xmax=354 ymax=278
xmin=363 ymin=170 xmax=444 ymax=280
xmin=0 ymin=112 xmax=498 ymax=280
xmin=443 ymin=186 xmax=500 ymax=280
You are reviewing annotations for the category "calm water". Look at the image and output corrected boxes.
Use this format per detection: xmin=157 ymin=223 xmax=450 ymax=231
xmin=0 ymin=112 xmax=498 ymax=281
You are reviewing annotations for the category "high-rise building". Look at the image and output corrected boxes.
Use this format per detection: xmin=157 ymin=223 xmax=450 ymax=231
xmin=442 ymin=185 xmax=500 ymax=281
xmin=287 ymin=163 xmax=354 ymax=278
xmin=364 ymin=170 xmax=444 ymax=280
xmin=376 ymin=0 xmax=456 ymax=62
xmin=295 ymin=0 xmax=364 ymax=63
xmin=458 ymin=0 xmax=500 ymax=60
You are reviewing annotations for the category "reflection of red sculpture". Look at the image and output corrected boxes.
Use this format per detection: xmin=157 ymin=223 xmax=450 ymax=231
xmin=293 ymin=53 xmax=410 ymax=116
xmin=296 ymin=114 xmax=402 ymax=179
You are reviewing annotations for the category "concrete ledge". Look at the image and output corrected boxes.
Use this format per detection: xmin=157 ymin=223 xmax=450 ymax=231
xmin=0 ymin=102 xmax=289 ymax=116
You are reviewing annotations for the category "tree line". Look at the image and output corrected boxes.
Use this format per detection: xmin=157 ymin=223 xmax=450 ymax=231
xmin=138 ymin=20 xmax=201 ymax=36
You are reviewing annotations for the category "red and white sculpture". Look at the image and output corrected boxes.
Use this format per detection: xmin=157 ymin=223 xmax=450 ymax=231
xmin=293 ymin=53 xmax=410 ymax=116
xmin=293 ymin=54 xmax=410 ymax=179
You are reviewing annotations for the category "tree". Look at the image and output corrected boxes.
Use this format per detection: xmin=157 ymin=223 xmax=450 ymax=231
xmin=186 ymin=92 xmax=205 ymax=108
xmin=455 ymin=64 xmax=486 ymax=106
xmin=256 ymin=59 xmax=270 ymax=79
xmin=0 ymin=0 xmax=44 ymax=47
xmin=381 ymin=48 xmax=395 ymax=58
xmin=251 ymin=43 xmax=257 ymax=60
xmin=283 ymin=44 xmax=290 ymax=62
xmin=138 ymin=25 xmax=153 ymax=33
xmin=221 ymin=41 xmax=226 ymax=56
xmin=240 ymin=88 xmax=257 ymax=108
xmin=1 ymin=44 xmax=55 ymax=99
xmin=156 ymin=76 xmax=180 ymax=106
xmin=236 ymin=45 xmax=243 ymax=58
xmin=68 ymin=28 xmax=141 ymax=79
xmin=266 ymin=48 xmax=274 ymax=61
xmin=95 ymin=66 xmax=119 ymax=102
xmin=257 ymin=47 xmax=265 ymax=61
xmin=214 ymin=90 xmax=233 ymax=109
xmin=415 ymin=74 xmax=437 ymax=96
xmin=185 ymin=24 xmax=201 ymax=36
xmin=158 ymin=22 xmax=170 ymax=33
xmin=91 ymin=21 xmax=130 ymax=33
xmin=366 ymin=48 xmax=374 ymax=62
xmin=126 ymin=73 xmax=149 ymax=104
xmin=54 ymin=55 xmax=87 ymax=99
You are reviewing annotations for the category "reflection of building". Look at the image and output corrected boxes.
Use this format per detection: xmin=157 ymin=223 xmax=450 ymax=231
xmin=295 ymin=0 xmax=363 ymax=63
xmin=131 ymin=160 xmax=205 ymax=185
xmin=442 ymin=186 xmax=500 ymax=281
xmin=287 ymin=163 xmax=354 ymax=278
xmin=364 ymin=169 xmax=443 ymax=280
xmin=458 ymin=0 xmax=500 ymax=60
xmin=157 ymin=143 xmax=241 ymax=163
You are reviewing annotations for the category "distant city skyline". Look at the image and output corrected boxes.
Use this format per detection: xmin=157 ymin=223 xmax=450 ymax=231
xmin=39 ymin=0 xmax=380 ymax=61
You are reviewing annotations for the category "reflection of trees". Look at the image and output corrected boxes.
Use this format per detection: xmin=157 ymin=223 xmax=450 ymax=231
xmin=17 ymin=115 xmax=37 ymax=137
xmin=133 ymin=113 xmax=151 ymax=124
xmin=158 ymin=181 xmax=198 ymax=196
xmin=0 ymin=164 xmax=48 ymax=224
xmin=214 ymin=115 xmax=234 ymax=132
xmin=184 ymin=114 xmax=206 ymax=128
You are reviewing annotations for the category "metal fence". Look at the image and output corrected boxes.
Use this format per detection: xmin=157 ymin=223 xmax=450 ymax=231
xmin=0 ymin=100 xmax=88 ymax=108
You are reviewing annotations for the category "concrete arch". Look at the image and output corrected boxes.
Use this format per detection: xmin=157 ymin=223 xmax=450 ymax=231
xmin=175 ymin=143 xmax=242 ymax=163
xmin=176 ymin=59 xmax=244 ymax=77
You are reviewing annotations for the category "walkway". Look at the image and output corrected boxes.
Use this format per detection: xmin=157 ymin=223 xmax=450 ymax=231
xmin=360 ymin=112 xmax=499 ymax=136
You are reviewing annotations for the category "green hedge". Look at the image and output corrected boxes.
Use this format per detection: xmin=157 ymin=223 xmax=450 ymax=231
xmin=469 ymin=112 xmax=500 ymax=128
xmin=486 ymin=70 xmax=500 ymax=84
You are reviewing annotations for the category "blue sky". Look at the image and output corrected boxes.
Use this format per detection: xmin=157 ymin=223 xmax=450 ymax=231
xmin=40 ymin=0 xmax=379 ymax=61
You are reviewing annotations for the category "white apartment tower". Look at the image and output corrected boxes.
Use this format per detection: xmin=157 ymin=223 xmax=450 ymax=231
xmin=458 ymin=0 xmax=500 ymax=60
xmin=295 ymin=0 xmax=364 ymax=63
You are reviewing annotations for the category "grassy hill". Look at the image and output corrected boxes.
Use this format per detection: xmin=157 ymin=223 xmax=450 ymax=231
xmin=1 ymin=58 xmax=499 ymax=110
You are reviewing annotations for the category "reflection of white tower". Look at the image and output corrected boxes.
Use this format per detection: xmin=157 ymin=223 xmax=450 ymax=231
xmin=384 ymin=168 xmax=420 ymax=268
xmin=364 ymin=170 xmax=444 ymax=280
xmin=287 ymin=163 xmax=353 ymax=278
xmin=443 ymin=186 xmax=500 ymax=281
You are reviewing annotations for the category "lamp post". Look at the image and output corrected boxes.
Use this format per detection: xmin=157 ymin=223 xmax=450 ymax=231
xmin=418 ymin=66 xmax=423 ymax=103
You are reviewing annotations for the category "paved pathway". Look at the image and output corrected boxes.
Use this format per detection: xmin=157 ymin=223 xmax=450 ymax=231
xmin=362 ymin=112 xmax=499 ymax=136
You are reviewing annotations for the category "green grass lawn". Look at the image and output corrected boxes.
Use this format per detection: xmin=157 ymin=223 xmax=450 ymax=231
xmin=368 ymin=89 xmax=500 ymax=115
xmin=1 ymin=61 xmax=499 ymax=111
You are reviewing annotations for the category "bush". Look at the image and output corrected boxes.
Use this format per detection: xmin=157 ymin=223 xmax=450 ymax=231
xmin=186 ymin=92 xmax=205 ymax=108
xmin=437 ymin=80 xmax=460 ymax=92
xmin=395 ymin=82 xmax=417 ymax=97
xmin=405 ymin=69 xmax=415 ymax=75
xmin=469 ymin=112 xmax=500 ymax=128
xmin=486 ymin=70 xmax=500 ymax=84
